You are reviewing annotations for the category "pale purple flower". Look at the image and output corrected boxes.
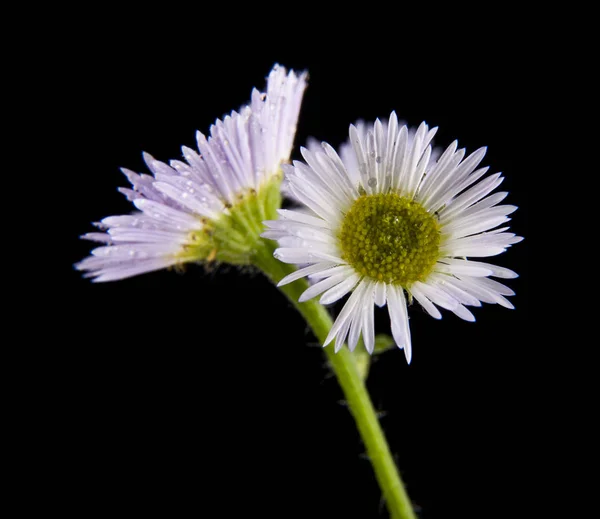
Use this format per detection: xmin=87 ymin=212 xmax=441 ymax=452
xmin=77 ymin=64 xmax=307 ymax=282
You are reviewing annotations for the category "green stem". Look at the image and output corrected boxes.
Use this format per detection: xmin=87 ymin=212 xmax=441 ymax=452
xmin=252 ymin=240 xmax=416 ymax=519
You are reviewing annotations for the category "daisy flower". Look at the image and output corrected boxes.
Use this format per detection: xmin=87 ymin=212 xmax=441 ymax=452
xmin=264 ymin=112 xmax=522 ymax=363
xmin=76 ymin=64 xmax=307 ymax=282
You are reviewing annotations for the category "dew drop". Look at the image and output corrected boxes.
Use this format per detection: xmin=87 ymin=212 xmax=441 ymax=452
xmin=376 ymin=156 xmax=382 ymax=164
xmin=368 ymin=178 xmax=378 ymax=188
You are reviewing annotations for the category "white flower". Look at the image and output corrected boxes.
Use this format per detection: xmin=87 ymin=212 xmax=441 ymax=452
xmin=76 ymin=64 xmax=307 ymax=282
xmin=264 ymin=112 xmax=522 ymax=363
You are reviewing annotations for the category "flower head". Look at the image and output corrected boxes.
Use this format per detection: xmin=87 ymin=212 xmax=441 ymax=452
xmin=264 ymin=112 xmax=522 ymax=363
xmin=76 ymin=64 xmax=307 ymax=282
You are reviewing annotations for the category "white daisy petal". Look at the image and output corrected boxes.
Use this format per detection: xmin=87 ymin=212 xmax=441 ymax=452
xmin=275 ymin=208 xmax=332 ymax=230
xmin=324 ymin=281 xmax=369 ymax=347
xmin=299 ymin=270 xmax=355 ymax=303
xmin=274 ymin=248 xmax=343 ymax=265
xmin=461 ymin=260 xmax=518 ymax=279
xmin=387 ymin=286 xmax=412 ymax=363
xmin=382 ymin=112 xmax=399 ymax=192
xmin=308 ymin=265 xmax=352 ymax=281
xmin=451 ymin=303 xmax=476 ymax=322
xmin=476 ymin=277 xmax=516 ymax=296
xmin=437 ymin=173 xmax=504 ymax=219
xmin=374 ymin=282 xmax=387 ymax=307
xmin=320 ymin=273 xmax=361 ymax=305
xmin=405 ymin=122 xmax=434 ymax=198
xmin=391 ymin=125 xmax=409 ymax=192
xmin=416 ymin=144 xmax=466 ymax=205
xmin=439 ymin=191 xmax=509 ymax=225
xmin=435 ymin=259 xmax=493 ymax=277
xmin=362 ymin=283 xmax=376 ymax=354
xmin=373 ymin=119 xmax=386 ymax=191
xmin=288 ymin=181 xmax=341 ymax=225
xmin=453 ymin=276 xmax=515 ymax=309
xmin=291 ymin=160 xmax=349 ymax=212
xmin=348 ymin=304 xmax=364 ymax=352
xmin=429 ymin=274 xmax=482 ymax=307
xmin=445 ymin=215 xmax=512 ymax=240
xmin=349 ymin=124 xmax=369 ymax=187
xmin=445 ymin=204 xmax=517 ymax=232
xmin=263 ymin=220 xmax=336 ymax=244
xmin=335 ymin=315 xmax=353 ymax=353
xmin=321 ymin=141 xmax=360 ymax=197
xmin=81 ymin=232 xmax=113 ymax=244
xmin=300 ymin=147 xmax=354 ymax=207
xmin=410 ymin=284 xmax=443 ymax=320
xmin=277 ymin=262 xmax=336 ymax=287
xmin=414 ymin=281 xmax=459 ymax=312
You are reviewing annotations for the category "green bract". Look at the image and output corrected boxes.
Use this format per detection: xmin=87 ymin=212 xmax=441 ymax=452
xmin=179 ymin=174 xmax=283 ymax=265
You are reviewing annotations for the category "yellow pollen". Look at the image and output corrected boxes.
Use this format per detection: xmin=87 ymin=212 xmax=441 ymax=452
xmin=338 ymin=193 xmax=441 ymax=286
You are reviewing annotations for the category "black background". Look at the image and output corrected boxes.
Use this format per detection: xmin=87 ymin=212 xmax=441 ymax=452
xmin=40 ymin=26 xmax=542 ymax=518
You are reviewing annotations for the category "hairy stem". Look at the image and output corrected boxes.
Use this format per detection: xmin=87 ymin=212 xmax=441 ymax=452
xmin=253 ymin=240 xmax=416 ymax=519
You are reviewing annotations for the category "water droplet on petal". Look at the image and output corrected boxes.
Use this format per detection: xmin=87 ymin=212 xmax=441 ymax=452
xmin=376 ymin=156 xmax=382 ymax=164
xmin=368 ymin=178 xmax=378 ymax=188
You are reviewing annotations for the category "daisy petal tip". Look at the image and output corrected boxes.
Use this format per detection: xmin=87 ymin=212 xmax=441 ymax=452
xmin=276 ymin=277 xmax=292 ymax=288
xmin=323 ymin=332 xmax=336 ymax=349
xmin=298 ymin=292 xmax=313 ymax=303
xmin=318 ymin=295 xmax=333 ymax=306
xmin=142 ymin=151 xmax=153 ymax=163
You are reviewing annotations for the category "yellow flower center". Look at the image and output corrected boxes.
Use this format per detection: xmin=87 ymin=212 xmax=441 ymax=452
xmin=339 ymin=193 xmax=441 ymax=285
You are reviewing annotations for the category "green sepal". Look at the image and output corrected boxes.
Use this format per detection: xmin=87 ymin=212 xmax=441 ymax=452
xmin=179 ymin=174 xmax=282 ymax=266
xmin=351 ymin=334 xmax=396 ymax=380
